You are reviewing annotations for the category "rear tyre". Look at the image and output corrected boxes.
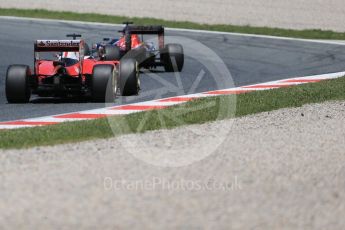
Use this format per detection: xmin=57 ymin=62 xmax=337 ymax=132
xmin=119 ymin=59 xmax=139 ymax=96
xmin=161 ymin=44 xmax=184 ymax=72
xmin=104 ymin=45 xmax=121 ymax=61
xmin=92 ymin=64 xmax=116 ymax=102
xmin=6 ymin=65 xmax=31 ymax=103
xmin=124 ymin=47 xmax=150 ymax=67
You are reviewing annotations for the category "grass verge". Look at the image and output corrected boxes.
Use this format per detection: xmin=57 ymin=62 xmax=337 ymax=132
xmin=1 ymin=77 xmax=345 ymax=149
xmin=1 ymin=8 xmax=345 ymax=40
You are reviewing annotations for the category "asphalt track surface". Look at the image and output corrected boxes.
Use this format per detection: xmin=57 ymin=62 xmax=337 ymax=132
xmin=1 ymin=18 xmax=345 ymax=122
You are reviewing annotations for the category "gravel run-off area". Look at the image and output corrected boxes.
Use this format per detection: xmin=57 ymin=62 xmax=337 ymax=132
xmin=1 ymin=101 xmax=345 ymax=229
xmin=1 ymin=0 xmax=345 ymax=32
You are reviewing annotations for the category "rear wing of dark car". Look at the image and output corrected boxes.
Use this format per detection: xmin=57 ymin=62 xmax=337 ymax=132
xmin=124 ymin=25 xmax=165 ymax=49
xmin=125 ymin=25 xmax=164 ymax=35
xmin=34 ymin=40 xmax=82 ymax=52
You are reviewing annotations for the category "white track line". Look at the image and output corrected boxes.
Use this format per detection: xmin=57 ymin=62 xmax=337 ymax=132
xmin=1 ymin=71 xmax=344 ymax=129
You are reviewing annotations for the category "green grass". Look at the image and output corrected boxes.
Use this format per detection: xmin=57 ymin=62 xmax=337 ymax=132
xmin=1 ymin=77 xmax=345 ymax=149
xmin=1 ymin=8 xmax=345 ymax=40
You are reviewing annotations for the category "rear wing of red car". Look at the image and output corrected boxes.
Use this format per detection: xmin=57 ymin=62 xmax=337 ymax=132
xmin=125 ymin=25 xmax=165 ymax=49
xmin=34 ymin=40 xmax=83 ymax=52
xmin=34 ymin=40 xmax=85 ymax=76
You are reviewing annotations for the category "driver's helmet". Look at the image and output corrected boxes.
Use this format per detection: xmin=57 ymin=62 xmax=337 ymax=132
xmin=62 ymin=52 xmax=79 ymax=60
xmin=60 ymin=52 xmax=79 ymax=66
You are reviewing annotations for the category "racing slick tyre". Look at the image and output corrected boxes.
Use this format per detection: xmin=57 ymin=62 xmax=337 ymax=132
xmin=92 ymin=64 xmax=116 ymax=102
xmin=124 ymin=47 xmax=151 ymax=67
xmin=104 ymin=45 xmax=121 ymax=61
xmin=6 ymin=65 xmax=31 ymax=103
xmin=119 ymin=59 xmax=139 ymax=96
xmin=161 ymin=44 xmax=184 ymax=72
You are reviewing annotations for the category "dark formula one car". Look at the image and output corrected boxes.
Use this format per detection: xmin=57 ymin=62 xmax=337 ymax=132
xmin=95 ymin=22 xmax=184 ymax=72
xmin=6 ymin=35 xmax=140 ymax=103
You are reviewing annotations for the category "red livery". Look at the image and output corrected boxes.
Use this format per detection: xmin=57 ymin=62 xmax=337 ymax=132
xmin=96 ymin=22 xmax=184 ymax=72
xmin=6 ymin=35 xmax=140 ymax=103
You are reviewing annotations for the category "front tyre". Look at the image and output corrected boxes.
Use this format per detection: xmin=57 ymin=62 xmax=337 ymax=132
xmin=161 ymin=44 xmax=184 ymax=72
xmin=6 ymin=65 xmax=31 ymax=103
xmin=104 ymin=45 xmax=121 ymax=61
xmin=119 ymin=59 xmax=139 ymax=96
xmin=92 ymin=64 xmax=116 ymax=102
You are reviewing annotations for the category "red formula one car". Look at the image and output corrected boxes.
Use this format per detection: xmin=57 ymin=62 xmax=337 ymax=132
xmin=5 ymin=35 xmax=140 ymax=103
xmin=95 ymin=22 xmax=184 ymax=72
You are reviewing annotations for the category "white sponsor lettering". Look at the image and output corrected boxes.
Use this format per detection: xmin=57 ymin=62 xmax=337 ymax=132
xmin=37 ymin=40 xmax=80 ymax=48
